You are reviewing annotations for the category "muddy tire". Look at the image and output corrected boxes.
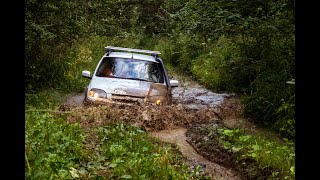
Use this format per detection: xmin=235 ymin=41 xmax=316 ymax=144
xmin=83 ymin=88 xmax=89 ymax=106
xmin=82 ymin=99 xmax=89 ymax=106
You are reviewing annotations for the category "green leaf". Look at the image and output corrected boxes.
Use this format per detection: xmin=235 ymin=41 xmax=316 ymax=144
xmin=290 ymin=166 xmax=295 ymax=174
xmin=121 ymin=175 xmax=132 ymax=179
xmin=78 ymin=167 xmax=88 ymax=175
xmin=252 ymin=144 xmax=261 ymax=151
xmin=69 ymin=167 xmax=79 ymax=178
xmin=265 ymin=151 xmax=271 ymax=154
xmin=223 ymin=129 xmax=234 ymax=136
xmin=137 ymin=129 xmax=145 ymax=133
xmin=250 ymin=153 xmax=257 ymax=158
xmin=239 ymin=135 xmax=251 ymax=141
xmin=58 ymin=169 xmax=69 ymax=178
xmin=231 ymin=146 xmax=242 ymax=152
xmin=143 ymin=147 xmax=148 ymax=152
xmin=109 ymin=163 xmax=117 ymax=168
xmin=272 ymin=171 xmax=279 ymax=177
xmin=139 ymin=174 xmax=146 ymax=180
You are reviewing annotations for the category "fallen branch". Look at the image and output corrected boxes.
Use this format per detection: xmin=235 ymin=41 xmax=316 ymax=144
xmin=25 ymin=109 xmax=72 ymax=114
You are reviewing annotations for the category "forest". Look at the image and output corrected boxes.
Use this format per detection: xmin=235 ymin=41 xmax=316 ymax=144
xmin=25 ymin=0 xmax=295 ymax=179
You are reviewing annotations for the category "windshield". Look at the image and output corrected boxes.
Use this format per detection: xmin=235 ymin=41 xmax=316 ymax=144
xmin=95 ymin=57 xmax=165 ymax=83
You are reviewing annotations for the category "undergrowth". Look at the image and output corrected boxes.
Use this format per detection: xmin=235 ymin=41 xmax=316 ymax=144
xmin=187 ymin=123 xmax=294 ymax=180
xmin=26 ymin=91 xmax=85 ymax=179
xmin=25 ymin=111 xmax=85 ymax=179
xmin=217 ymin=127 xmax=295 ymax=179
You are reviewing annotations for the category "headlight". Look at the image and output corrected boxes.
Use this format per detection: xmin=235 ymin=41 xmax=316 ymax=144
xmin=149 ymin=96 xmax=166 ymax=105
xmin=155 ymin=100 xmax=161 ymax=105
xmin=88 ymin=88 xmax=107 ymax=99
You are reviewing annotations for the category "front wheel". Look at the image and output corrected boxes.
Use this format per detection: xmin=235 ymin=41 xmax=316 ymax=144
xmin=83 ymin=88 xmax=89 ymax=106
xmin=83 ymin=97 xmax=93 ymax=106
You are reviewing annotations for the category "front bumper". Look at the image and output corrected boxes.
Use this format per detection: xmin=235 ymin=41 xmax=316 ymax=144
xmin=84 ymin=95 xmax=145 ymax=106
xmin=84 ymin=95 xmax=168 ymax=106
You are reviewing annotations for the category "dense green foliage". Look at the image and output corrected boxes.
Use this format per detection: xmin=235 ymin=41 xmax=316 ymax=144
xmin=26 ymin=111 xmax=85 ymax=179
xmin=25 ymin=0 xmax=295 ymax=137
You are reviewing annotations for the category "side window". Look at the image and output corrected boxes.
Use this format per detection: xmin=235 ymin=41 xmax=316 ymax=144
xmin=96 ymin=59 xmax=107 ymax=77
xmin=96 ymin=58 xmax=113 ymax=77
xmin=157 ymin=63 xmax=165 ymax=83
xmin=147 ymin=62 xmax=164 ymax=83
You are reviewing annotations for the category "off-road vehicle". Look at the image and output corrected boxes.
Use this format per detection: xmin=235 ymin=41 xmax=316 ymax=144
xmin=82 ymin=46 xmax=179 ymax=106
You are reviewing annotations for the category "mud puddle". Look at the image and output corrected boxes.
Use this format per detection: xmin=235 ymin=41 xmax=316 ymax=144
xmin=172 ymin=85 xmax=233 ymax=110
xmin=150 ymin=127 xmax=240 ymax=180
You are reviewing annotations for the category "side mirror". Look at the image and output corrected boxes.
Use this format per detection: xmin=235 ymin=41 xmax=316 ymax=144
xmin=82 ymin=70 xmax=91 ymax=79
xmin=170 ymin=80 xmax=179 ymax=87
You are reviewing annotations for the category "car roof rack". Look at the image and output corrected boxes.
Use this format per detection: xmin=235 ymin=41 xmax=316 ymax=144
xmin=105 ymin=46 xmax=161 ymax=56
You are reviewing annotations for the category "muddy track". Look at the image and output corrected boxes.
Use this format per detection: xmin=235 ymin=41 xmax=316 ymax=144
xmin=150 ymin=128 xmax=240 ymax=180
xmin=63 ymin=77 xmax=243 ymax=179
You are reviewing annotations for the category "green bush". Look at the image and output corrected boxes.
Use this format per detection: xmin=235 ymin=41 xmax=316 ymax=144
xmin=25 ymin=111 xmax=85 ymax=179
xmin=153 ymin=37 xmax=179 ymax=65
xmin=58 ymin=36 xmax=109 ymax=93
xmin=191 ymin=35 xmax=241 ymax=91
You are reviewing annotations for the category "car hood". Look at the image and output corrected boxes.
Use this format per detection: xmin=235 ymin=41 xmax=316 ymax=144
xmin=89 ymin=77 xmax=167 ymax=97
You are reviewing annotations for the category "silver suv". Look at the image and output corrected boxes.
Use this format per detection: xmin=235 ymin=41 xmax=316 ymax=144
xmin=82 ymin=46 xmax=179 ymax=106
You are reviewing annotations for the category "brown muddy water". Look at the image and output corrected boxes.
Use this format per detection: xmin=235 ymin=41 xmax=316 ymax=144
xmin=63 ymin=80 xmax=243 ymax=179
xmin=172 ymin=84 xmax=234 ymax=110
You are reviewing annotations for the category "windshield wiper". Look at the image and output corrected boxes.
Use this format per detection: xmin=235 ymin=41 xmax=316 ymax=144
xmin=105 ymin=75 xmax=116 ymax=78
xmin=106 ymin=75 xmax=152 ymax=82
xmin=115 ymin=77 xmax=150 ymax=82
